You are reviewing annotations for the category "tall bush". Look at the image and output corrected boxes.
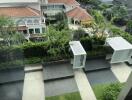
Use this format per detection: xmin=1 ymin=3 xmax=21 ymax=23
xmin=102 ymin=83 xmax=123 ymax=100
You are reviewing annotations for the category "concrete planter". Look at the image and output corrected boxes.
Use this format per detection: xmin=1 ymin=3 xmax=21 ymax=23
xmin=43 ymin=59 xmax=70 ymax=66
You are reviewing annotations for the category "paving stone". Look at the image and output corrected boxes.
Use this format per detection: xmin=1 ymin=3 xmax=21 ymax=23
xmin=86 ymin=69 xmax=118 ymax=86
xmin=43 ymin=62 xmax=74 ymax=81
xmin=84 ymin=58 xmax=110 ymax=72
xmin=111 ymin=63 xmax=132 ymax=83
xmin=45 ymin=78 xmax=78 ymax=97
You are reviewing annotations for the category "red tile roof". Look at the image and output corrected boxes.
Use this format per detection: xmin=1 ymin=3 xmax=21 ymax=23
xmin=0 ymin=7 xmax=40 ymax=17
xmin=66 ymin=7 xmax=93 ymax=21
xmin=48 ymin=0 xmax=80 ymax=6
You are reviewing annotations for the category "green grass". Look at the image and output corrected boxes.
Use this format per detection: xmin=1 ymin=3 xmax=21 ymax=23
xmin=45 ymin=92 xmax=81 ymax=100
xmin=92 ymin=84 xmax=110 ymax=100
xmin=46 ymin=83 xmax=125 ymax=100
xmin=92 ymin=83 xmax=125 ymax=100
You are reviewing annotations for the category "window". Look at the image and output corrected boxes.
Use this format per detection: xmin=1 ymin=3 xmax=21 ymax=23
xmin=47 ymin=5 xmax=54 ymax=9
xmin=34 ymin=19 xmax=39 ymax=25
xmin=29 ymin=29 xmax=34 ymax=34
xmin=27 ymin=20 xmax=33 ymax=25
xmin=17 ymin=20 xmax=25 ymax=26
xmin=35 ymin=28 xmax=40 ymax=33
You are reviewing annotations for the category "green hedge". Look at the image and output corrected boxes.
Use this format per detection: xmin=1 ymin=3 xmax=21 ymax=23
xmin=102 ymin=83 xmax=123 ymax=100
xmin=111 ymin=27 xmax=132 ymax=43
xmin=0 ymin=35 xmax=109 ymax=65
xmin=21 ymin=41 xmax=70 ymax=59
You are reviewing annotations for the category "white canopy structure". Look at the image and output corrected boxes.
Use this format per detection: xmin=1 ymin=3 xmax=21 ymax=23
xmin=69 ymin=41 xmax=87 ymax=69
xmin=106 ymin=37 xmax=132 ymax=64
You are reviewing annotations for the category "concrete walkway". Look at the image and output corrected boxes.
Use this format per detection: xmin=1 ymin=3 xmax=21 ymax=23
xmin=22 ymin=66 xmax=45 ymax=100
xmin=74 ymin=69 xmax=97 ymax=100
xmin=111 ymin=63 xmax=132 ymax=83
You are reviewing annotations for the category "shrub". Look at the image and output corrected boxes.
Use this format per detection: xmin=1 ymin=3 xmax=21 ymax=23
xmin=80 ymin=36 xmax=93 ymax=51
xmin=113 ymin=17 xmax=127 ymax=26
xmin=102 ymin=83 xmax=123 ymax=100
xmin=0 ymin=60 xmax=24 ymax=70
xmin=126 ymin=20 xmax=132 ymax=34
xmin=22 ymin=41 xmax=50 ymax=58
xmin=111 ymin=27 xmax=132 ymax=43
xmin=24 ymin=57 xmax=42 ymax=64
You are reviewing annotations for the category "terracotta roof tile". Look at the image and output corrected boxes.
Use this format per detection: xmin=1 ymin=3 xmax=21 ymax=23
xmin=0 ymin=7 xmax=40 ymax=17
xmin=48 ymin=0 xmax=80 ymax=6
xmin=66 ymin=7 xmax=93 ymax=21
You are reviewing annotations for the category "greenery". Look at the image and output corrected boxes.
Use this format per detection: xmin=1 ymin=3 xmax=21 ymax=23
xmin=77 ymin=0 xmax=101 ymax=9
xmin=110 ymin=26 xmax=132 ymax=43
xmin=126 ymin=20 xmax=132 ymax=34
xmin=102 ymin=83 xmax=123 ymax=100
xmin=24 ymin=57 xmax=42 ymax=64
xmin=0 ymin=60 xmax=24 ymax=70
xmin=90 ymin=10 xmax=107 ymax=35
xmin=0 ymin=16 xmax=25 ymax=46
xmin=0 ymin=46 xmax=24 ymax=69
xmin=93 ymin=83 xmax=124 ymax=100
xmin=103 ymin=5 xmax=128 ymax=26
xmin=46 ymin=92 xmax=81 ymax=100
xmin=54 ymin=12 xmax=68 ymax=31
xmin=73 ymin=28 xmax=87 ymax=40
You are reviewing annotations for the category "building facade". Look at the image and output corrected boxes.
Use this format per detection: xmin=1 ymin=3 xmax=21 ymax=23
xmin=0 ymin=0 xmax=46 ymax=39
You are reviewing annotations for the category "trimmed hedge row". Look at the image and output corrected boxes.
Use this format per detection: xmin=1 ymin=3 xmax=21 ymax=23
xmin=111 ymin=27 xmax=132 ymax=43
xmin=0 ymin=35 xmax=108 ymax=65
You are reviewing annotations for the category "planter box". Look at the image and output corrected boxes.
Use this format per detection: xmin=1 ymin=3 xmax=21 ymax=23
xmin=43 ymin=59 xmax=70 ymax=66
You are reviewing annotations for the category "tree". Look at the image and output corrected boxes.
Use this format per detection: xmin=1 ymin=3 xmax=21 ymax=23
xmin=77 ymin=0 xmax=101 ymax=6
xmin=90 ymin=10 xmax=106 ymax=35
xmin=46 ymin=26 xmax=71 ymax=57
xmin=54 ymin=12 xmax=68 ymax=31
xmin=103 ymin=8 xmax=114 ymax=21
xmin=73 ymin=28 xmax=87 ymax=40
xmin=0 ymin=16 xmax=25 ymax=46
xmin=126 ymin=20 xmax=132 ymax=34
xmin=105 ymin=5 xmax=128 ymax=26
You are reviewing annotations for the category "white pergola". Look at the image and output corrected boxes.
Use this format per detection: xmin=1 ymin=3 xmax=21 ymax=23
xmin=106 ymin=37 xmax=132 ymax=64
xmin=69 ymin=41 xmax=87 ymax=69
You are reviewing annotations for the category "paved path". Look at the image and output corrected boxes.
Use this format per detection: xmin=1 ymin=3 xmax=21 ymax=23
xmin=111 ymin=63 xmax=132 ymax=83
xmin=22 ymin=66 xmax=45 ymax=100
xmin=74 ymin=69 xmax=97 ymax=100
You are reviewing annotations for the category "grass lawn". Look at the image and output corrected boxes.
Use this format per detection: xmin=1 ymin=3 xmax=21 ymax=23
xmin=45 ymin=92 xmax=81 ymax=100
xmin=92 ymin=83 xmax=125 ymax=100
xmin=92 ymin=84 xmax=110 ymax=100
